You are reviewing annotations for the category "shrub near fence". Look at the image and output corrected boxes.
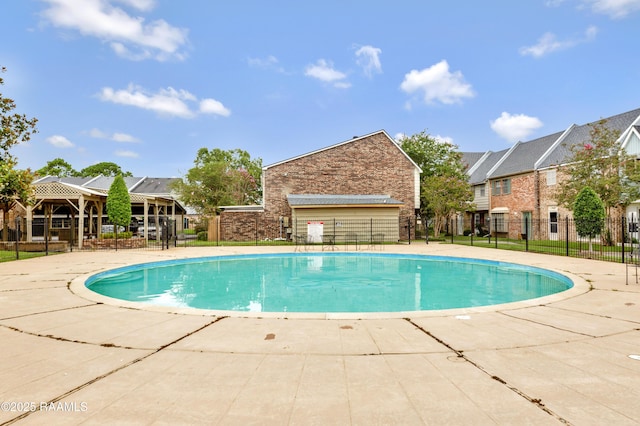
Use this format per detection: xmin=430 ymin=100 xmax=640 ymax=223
xmin=449 ymin=216 xmax=637 ymax=263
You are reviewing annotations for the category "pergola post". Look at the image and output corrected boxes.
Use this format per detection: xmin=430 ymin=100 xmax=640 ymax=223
xmin=77 ymin=195 xmax=85 ymax=249
xmin=143 ymin=199 xmax=149 ymax=240
xmin=97 ymin=200 xmax=103 ymax=238
xmin=26 ymin=205 xmax=33 ymax=242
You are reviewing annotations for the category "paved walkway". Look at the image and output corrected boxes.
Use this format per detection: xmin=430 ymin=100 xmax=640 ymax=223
xmin=0 ymin=244 xmax=639 ymax=425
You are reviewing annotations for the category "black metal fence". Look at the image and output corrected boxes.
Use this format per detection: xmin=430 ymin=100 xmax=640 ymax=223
xmin=203 ymin=216 xmax=420 ymax=247
xmin=4 ymin=213 xmax=637 ymax=265
xmin=0 ymin=216 xmax=179 ymax=260
xmin=447 ymin=216 xmax=637 ymax=263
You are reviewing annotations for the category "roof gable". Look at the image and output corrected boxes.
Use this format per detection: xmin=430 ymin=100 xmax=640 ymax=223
xmin=537 ymin=107 xmax=640 ymax=169
xmin=467 ymin=149 xmax=510 ymax=184
xmin=263 ymin=130 xmax=422 ymax=173
xmin=489 ymin=131 xmax=563 ymax=178
xmin=33 ymin=176 xmax=179 ymax=195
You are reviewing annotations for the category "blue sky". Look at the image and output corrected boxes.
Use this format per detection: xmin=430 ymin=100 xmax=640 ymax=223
xmin=2 ymin=0 xmax=640 ymax=177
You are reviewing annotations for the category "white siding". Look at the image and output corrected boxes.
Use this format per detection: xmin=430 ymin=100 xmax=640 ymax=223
xmin=291 ymin=207 xmax=400 ymax=242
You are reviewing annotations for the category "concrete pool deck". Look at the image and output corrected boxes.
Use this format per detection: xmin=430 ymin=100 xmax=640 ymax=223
xmin=0 ymin=244 xmax=638 ymax=425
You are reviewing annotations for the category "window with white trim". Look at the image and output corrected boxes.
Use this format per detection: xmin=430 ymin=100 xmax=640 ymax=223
xmin=492 ymin=213 xmax=508 ymax=232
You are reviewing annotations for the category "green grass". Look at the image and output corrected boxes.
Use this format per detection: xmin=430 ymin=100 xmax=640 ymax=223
xmin=446 ymin=235 xmax=628 ymax=262
xmin=0 ymin=250 xmax=54 ymax=262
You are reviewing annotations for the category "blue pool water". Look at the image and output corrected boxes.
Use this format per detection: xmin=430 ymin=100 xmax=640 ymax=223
xmin=85 ymin=253 xmax=573 ymax=313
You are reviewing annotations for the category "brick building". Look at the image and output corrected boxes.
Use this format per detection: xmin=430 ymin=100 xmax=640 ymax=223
xmin=463 ymin=107 xmax=640 ymax=240
xmin=220 ymin=130 xmax=422 ymax=242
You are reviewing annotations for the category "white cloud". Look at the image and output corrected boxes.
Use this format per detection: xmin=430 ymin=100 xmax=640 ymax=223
xmin=199 ymin=98 xmax=231 ymax=117
xmin=88 ymin=128 xmax=139 ymax=142
xmin=247 ymin=55 xmax=286 ymax=73
xmin=547 ymin=0 xmax=640 ymax=18
xmin=394 ymin=132 xmax=407 ymax=142
xmin=112 ymin=132 xmax=139 ymax=142
xmin=97 ymin=84 xmax=230 ymax=118
xmin=400 ymin=60 xmax=475 ymax=105
xmin=46 ymin=135 xmax=74 ymax=148
xmin=115 ymin=149 xmax=139 ymax=158
xmin=113 ymin=0 xmax=155 ymax=11
xmin=40 ymin=0 xmax=189 ymax=61
xmin=305 ymin=59 xmax=350 ymax=88
xmin=355 ymin=45 xmax=382 ymax=78
xmin=520 ymin=26 xmax=598 ymax=58
xmin=584 ymin=0 xmax=640 ymax=18
xmin=433 ymin=134 xmax=454 ymax=144
xmin=490 ymin=112 xmax=544 ymax=142
xmin=88 ymin=128 xmax=109 ymax=139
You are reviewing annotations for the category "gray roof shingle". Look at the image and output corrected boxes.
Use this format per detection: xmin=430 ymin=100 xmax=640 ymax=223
xmin=489 ymin=131 xmax=564 ymax=178
xmin=537 ymin=107 xmax=640 ymax=169
xmin=34 ymin=176 xmax=179 ymax=195
xmin=467 ymin=149 xmax=509 ymax=185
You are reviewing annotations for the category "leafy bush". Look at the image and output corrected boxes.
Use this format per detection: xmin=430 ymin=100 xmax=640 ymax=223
xmin=197 ymin=231 xmax=208 ymax=241
xmin=183 ymin=229 xmax=197 ymax=235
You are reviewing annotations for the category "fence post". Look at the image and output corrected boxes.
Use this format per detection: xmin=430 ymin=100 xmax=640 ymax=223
xmin=370 ymin=218 xmax=373 ymax=244
xmin=425 ymin=217 xmax=429 ymax=244
xmin=525 ymin=218 xmax=529 ymax=252
xmin=407 ymin=217 xmax=411 ymax=245
xmin=565 ymin=217 xmax=569 ymax=257
xmin=450 ymin=219 xmax=454 ymax=244
xmin=621 ymin=216 xmax=626 ymax=264
xmin=255 ymin=216 xmax=259 ymax=246
xmin=15 ymin=216 xmax=20 ymax=260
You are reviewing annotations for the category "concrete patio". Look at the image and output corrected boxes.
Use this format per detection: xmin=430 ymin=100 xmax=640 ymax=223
xmin=0 ymin=243 xmax=639 ymax=425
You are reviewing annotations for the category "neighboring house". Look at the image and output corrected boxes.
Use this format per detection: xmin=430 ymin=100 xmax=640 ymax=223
xmin=621 ymin=122 xmax=640 ymax=237
xmin=221 ymin=130 xmax=422 ymax=242
xmin=464 ymin=149 xmax=509 ymax=235
xmin=462 ymin=107 xmax=640 ymax=240
xmin=26 ymin=175 xmax=187 ymax=248
xmin=486 ymin=131 xmax=563 ymax=239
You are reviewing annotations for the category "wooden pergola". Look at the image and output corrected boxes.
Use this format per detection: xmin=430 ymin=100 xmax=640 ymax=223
xmin=28 ymin=181 xmax=185 ymax=249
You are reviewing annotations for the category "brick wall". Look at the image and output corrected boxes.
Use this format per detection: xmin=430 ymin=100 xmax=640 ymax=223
xmin=538 ymin=167 xmax=573 ymax=219
xmin=490 ymin=173 xmax=536 ymax=239
xmin=219 ymin=211 xmax=282 ymax=241
xmin=263 ymin=132 xmax=417 ymax=222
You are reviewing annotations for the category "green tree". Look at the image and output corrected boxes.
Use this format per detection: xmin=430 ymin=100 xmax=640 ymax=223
xmin=172 ymin=148 xmax=262 ymax=215
xmin=79 ymin=162 xmax=132 ymax=177
xmin=573 ymin=186 xmax=605 ymax=252
xmin=555 ymin=119 xmax=640 ymax=215
xmin=106 ymin=175 xmax=131 ymax=240
xmin=36 ymin=158 xmax=78 ymax=177
xmin=400 ymin=131 xmax=474 ymax=237
xmin=1 ymin=66 xmax=38 ymax=240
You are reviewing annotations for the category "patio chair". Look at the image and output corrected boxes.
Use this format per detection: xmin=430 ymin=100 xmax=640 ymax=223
xmin=369 ymin=233 xmax=384 ymax=251
xmin=294 ymin=234 xmax=309 ymax=252
xmin=345 ymin=232 xmax=358 ymax=251
xmin=322 ymin=234 xmax=336 ymax=251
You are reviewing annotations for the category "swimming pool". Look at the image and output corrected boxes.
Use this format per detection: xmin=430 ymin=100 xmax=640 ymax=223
xmin=85 ymin=253 xmax=573 ymax=313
